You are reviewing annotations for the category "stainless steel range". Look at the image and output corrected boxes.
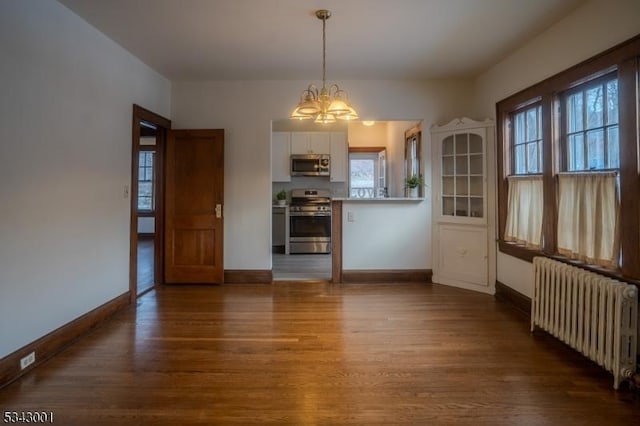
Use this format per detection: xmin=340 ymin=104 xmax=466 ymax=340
xmin=289 ymin=189 xmax=331 ymax=254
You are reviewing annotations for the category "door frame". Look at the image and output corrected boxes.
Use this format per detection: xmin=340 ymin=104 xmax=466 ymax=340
xmin=130 ymin=105 xmax=171 ymax=303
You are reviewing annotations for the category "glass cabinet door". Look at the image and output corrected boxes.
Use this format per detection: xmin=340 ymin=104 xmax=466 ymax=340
xmin=441 ymin=132 xmax=484 ymax=219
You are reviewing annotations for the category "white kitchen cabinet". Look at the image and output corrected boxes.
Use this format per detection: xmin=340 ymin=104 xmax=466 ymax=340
xmin=272 ymin=132 xmax=291 ymax=182
xmin=431 ymin=118 xmax=494 ymax=294
xmin=329 ymin=132 xmax=347 ymax=182
xmin=272 ymin=206 xmax=287 ymax=249
xmin=290 ymin=132 xmax=331 ymax=155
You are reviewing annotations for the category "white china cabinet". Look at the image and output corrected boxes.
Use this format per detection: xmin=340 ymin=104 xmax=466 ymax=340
xmin=431 ymin=118 xmax=494 ymax=294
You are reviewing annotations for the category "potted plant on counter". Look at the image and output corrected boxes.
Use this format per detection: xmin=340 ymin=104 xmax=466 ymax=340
xmin=405 ymin=175 xmax=424 ymax=198
xmin=276 ymin=189 xmax=287 ymax=206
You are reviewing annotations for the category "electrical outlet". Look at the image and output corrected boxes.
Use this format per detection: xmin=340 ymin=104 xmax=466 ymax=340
xmin=20 ymin=351 xmax=35 ymax=370
xmin=347 ymin=211 xmax=355 ymax=222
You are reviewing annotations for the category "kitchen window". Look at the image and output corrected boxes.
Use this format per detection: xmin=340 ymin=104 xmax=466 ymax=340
xmin=404 ymin=126 xmax=423 ymax=197
xmin=349 ymin=147 xmax=386 ymax=198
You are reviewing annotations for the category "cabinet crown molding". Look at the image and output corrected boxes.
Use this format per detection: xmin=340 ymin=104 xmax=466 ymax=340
xmin=431 ymin=117 xmax=494 ymax=132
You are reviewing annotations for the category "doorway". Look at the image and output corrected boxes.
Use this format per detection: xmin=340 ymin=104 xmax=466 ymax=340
xmin=130 ymin=105 xmax=170 ymax=302
xmin=135 ymin=124 xmax=158 ymax=295
xmin=271 ymin=121 xmax=336 ymax=281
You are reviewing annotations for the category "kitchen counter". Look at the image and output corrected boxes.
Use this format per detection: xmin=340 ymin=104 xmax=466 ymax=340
xmin=332 ymin=195 xmax=429 ymax=271
xmin=332 ymin=197 xmax=424 ymax=202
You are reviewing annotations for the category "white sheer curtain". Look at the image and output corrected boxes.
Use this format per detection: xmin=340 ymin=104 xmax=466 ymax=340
xmin=504 ymin=175 xmax=543 ymax=248
xmin=557 ymin=172 xmax=620 ymax=267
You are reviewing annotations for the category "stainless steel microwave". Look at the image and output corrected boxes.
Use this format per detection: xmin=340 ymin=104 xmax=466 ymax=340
xmin=291 ymin=154 xmax=330 ymax=177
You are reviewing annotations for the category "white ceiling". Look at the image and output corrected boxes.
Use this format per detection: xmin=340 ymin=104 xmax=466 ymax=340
xmin=57 ymin=0 xmax=585 ymax=81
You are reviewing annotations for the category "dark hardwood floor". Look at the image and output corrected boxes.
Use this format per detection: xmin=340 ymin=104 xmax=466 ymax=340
xmin=0 ymin=282 xmax=638 ymax=425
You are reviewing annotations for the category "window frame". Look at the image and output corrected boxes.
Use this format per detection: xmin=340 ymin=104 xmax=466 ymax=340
xmin=496 ymin=34 xmax=640 ymax=282
xmin=404 ymin=126 xmax=423 ymax=198
xmin=510 ymin=101 xmax=543 ymax=175
xmin=560 ymin=72 xmax=620 ymax=172
xmin=137 ymin=147 xmax=156 ymax=214
xmin=348 ymin=147 xmax=385 ymax=198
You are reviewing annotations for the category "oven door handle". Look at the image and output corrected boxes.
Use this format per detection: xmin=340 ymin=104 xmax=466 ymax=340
xmin=289 ymin=212 xmax=331 ymax=217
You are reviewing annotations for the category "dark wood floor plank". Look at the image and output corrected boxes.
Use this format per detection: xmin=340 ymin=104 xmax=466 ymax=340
xmin=0 ymin=282 xmax=638 ymax=425
xmin=136 ymin=236 xmax=155 ymax=293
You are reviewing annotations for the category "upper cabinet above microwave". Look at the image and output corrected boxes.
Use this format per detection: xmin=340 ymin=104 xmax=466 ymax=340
xmin=290 ymin=132 xmax=330 ymax=155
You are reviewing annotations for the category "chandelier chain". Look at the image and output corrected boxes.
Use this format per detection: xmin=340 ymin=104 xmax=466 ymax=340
xmin=322 ymin=14 xmax=326 ymax=89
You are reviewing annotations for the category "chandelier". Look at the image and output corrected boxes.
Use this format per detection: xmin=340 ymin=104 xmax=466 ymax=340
xmin=290 ymin=10 xmax=358 ymax=124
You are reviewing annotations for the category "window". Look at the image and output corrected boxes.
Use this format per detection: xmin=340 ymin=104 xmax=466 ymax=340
xmin=504 ymin=175 xmax=543 ymax=248
xmin=512 ymin=104 xmax=542 ymax=174
xmin=556 ymin=75 xmax=620 ymax=267
xmin=406 ymin=135 xmax=420 ymax=177
xmin=504 ymin=103 xmax=544 ymax=247
xmin=349 ymin=148 xmax=386 ymax=198
xmin=404 ymin=126 xmax=423 ymax=197
xmin=496 ymin=34 xmax=640 ymax=279
xmin=556 ymin=172 xmax=619 ymax=267
xmin=137 ymin=150 xmax=155 ymax=211
xmin=563 ymin=75 xmax=619 ymax=171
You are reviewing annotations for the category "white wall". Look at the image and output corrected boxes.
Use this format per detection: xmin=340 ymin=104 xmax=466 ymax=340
xmin=348 ymin=122 xmax=388 ymax=148
xmin=342 ymin=201 xmax=430 ymax=270
xmin=473 ymin=0 xmax=640 ymax=297
xmin=171 ymin=79 xmax=474 ymax=270
xmin=0 ymin=1 xmax=171 ymax=358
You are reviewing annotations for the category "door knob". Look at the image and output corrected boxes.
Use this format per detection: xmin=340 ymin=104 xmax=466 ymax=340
xmin=215 ymin=204 xmax=222 ymax=218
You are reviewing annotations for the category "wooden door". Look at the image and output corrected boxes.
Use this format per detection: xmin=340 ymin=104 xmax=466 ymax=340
xmin=165 ymin=129 xmax=224 ymax=284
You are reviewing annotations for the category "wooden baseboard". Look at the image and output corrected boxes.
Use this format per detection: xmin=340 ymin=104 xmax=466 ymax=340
xmin=331 ymin=200 xmax=343 ymax=284
xmin=495 ymin=281 xmax=531 ymax=317
xmin=224 ymin=270 xmax=273 ymax=284
xmin=341 ymin=269 xmax=432 ymax=284
xmin=0 ymin=292 xmax=130 ymax=389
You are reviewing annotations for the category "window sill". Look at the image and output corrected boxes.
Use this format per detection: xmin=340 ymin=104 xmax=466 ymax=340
xmin=498 ymin=241 xmax=542 ymax=263
xmin=498 ymin=240 xmax=639 ymax=286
